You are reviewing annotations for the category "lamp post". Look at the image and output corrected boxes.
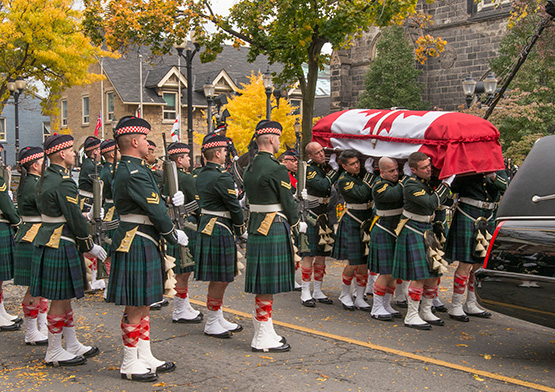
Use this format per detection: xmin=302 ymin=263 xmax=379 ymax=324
xmin=263 ymin=68 xmax=273 ymax=120
xmin=175 ymin=36 xmax=201 ymax=162
xmin=461 ymin=73 xmax=497 ymax=109
xmin=294 ymin=118 xmax=302 ymax=153
xmin=203 ymin=83 xmax=215 ymax=134
xmin=7 ymin=77 xmax=26 ymax=162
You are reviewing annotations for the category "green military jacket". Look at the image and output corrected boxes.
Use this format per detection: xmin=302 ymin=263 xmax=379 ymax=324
xmin=14 ymin=173 xmax=40 ymax=243
xmin=194 ymin=161 xmax=244 ymax=233
xmin=337 ymin=171 xmax=374 ymax=220
xmin=244 ymin=151 xmax=299 ymax=234
xmin=35 ymin=164 xmax=93 ymax=252
xmin=451 ymin=171 xmax=508 ymax=203
xmin=306 ymin=162 xmax=340 ymax=198
xmin=373 ymin=175 xmax=407 ymax=212
xmin=111 ymin=156 xmax=177 ymax=249
xmin=163 ymin=167 xmax=200 ymax=214
xmin=403 ymin=175 xmax=450 ymax=216
xmin=0 ymin=175 xmax=21 ymax=226
xmin=100 ymin=161 xmax=117 ymax=220
xmin=148 ymin=164 xmax=163 ymax=192
xmin=78 ymin=157 xmax=102 ymax=193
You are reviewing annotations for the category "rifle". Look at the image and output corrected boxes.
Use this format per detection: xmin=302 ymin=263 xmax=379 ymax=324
xmin=296 ymin=160 xmax=318 ymax=253
xmin=89 ymin=156 xmax=118 ymax=248
xmin=162 ymin=134 xmax=197 ymax=268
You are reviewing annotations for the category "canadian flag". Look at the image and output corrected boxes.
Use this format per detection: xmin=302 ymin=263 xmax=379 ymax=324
xmin=170 ymin=119 xmax=180 ymax=142
xmin=311 ymin=109 xmax=505 ymax=179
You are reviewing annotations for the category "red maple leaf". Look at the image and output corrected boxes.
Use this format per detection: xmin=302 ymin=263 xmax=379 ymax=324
xmin=360 ymin=109 xmax=429 ymax=136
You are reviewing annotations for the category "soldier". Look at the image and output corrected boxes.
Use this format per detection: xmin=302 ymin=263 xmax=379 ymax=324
xmin=106 ymin=116 xmax=188 ymax=381
xmin=13 ymin=147 xmax=48 ymax=343
xmin=277 ymin=148 xmax=299 ymax=191
xmin=369 ymin=157 xmax=405 ymax=321
xmin=243 ymin=121 xmax=303 ymax=352
xmin=145 ymin=140 xmax=163 ymax=190
xmin=299 ymin=141 xmax=340 ymax=307
xmin=0 ymin=151 xmax=22 ymax=332
xmin=98 ymin=140 xmax=120 ymax=296
xmin=30 ymin=134 xmax=107 ymax=366
xmin=212 ymin=123 xmax=239 ymax=168
xmin=332 ymin=150 xmax=374 ymax=312
xmin=195 ymin=134 xmax=245 ymax=339
xmin=392 ymin=152 xmax=453 ymax=330
xmin=445 ymin=171 xmax=508 ymax=322
xmin=164 ymin=142 xmax=203 ymax=324
xmin=78 ymin=136 xmax=102 ymax=213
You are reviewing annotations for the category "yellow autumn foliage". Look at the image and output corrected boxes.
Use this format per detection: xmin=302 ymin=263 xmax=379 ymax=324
xmin=195 ymin=72 xmax=300 ymax=156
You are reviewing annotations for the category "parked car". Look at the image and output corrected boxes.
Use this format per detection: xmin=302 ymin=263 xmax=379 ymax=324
xmin=475 ymin=135 xmax=555 ymax=329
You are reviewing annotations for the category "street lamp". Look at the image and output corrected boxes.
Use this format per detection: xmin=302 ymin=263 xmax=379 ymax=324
xmin=203 ymin=83 xmax=215 ymax=134
xmin=7 ymin=76 xmax=26 ymax=162
xmin=263 ymin=68 xmax=273 ymax=120
xmin=294 ymin=118 xmax=302 ymax=153
xmin=461 ymin=72 xmax=497 ymax=109
xmin=175 ymin=35 xmax=201 ymax=162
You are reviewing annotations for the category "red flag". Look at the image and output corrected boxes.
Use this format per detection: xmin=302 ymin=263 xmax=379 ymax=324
xmin=94 ymin=112 xmax=102 ymax=137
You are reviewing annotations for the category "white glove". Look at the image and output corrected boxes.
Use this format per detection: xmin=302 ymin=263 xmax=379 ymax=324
xmin=329 ymin=153 xmax=339 ymax=171
xmin=239 ymin=195 xmax=246 ymax=209
xmin=176 ymin=229 xmax=189 ymax=247
xmin=403 ymin=162 xmax=412 ymax=176
xmin=300 ymin=189 xmax=308 ymax=200
xmin=486 ymin=172 xmax=496 ymax=180
xmin=86 ymin=207 xmax=104 ymax=221
xmin=299 ymin=221 xmax=308 ymax=233
xmin=241 ymin=232 xmax=248 ymax=240
xmin=172 ymin=191 xmax=185 ymax=207
xmin=233 ymin=155 xmax=240 ymax=161
xmin=87 ymin=244 xmax=107 ymax=261
xmin=442 ymin=174 xmax=456 ymax=186
xmin=364 ymin=157 xmax=374 ymax=172
xmin=7 ymin=190 xmax=13 ymax=200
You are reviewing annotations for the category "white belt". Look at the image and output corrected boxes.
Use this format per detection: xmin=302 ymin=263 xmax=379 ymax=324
xmin=375 ymin=208 xmax=403 ymax=217
xmin=0 ymin=219 xmax=9 ymax=224
xmin=41 ymin=215 xmax=67 ymax=223
xmin=402 ymin=210 xmax=435 ymax=223
xmin=136 ymin=231 xmax=158 ymax=246
xmin=119 ymin=214 xmax=153 ymax=225
xmin=459 ymin=197 xmax=496 ymax=210
xmin=60 ymin=236 xmax=76 ymax=244
xmin=346 ymin=202 xmax=373 ymax=210
xmin=105 ymin=199 xmax=114 ymax=204
xmin=307 ymin=195 xmax=330 ymax=204
xmin=201 ymin=209 xmax=231 ymax=219
xmin=79 ymin=190 xmax=94 ymax=198
xmin=21 ymin=215 xmax=42 ymax=223
xmin=249 ymin=203 xmax=283 ymax=213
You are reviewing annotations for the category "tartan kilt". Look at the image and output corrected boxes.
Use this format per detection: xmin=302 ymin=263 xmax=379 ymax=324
xmin=13 ymin=241 xmax=34 ymax=286
xmin=106 ymin=236 xmax=163 ymax=306
xmin=169 ymin=225 xmax=196 ymax=275
xmin=332 ymin=213 xmax=365 ymax=265
xmin=368 ymin=216 xmax=400 ymax=275
xmin=245 ymin=221 xmax=294 ymax=294
xmin=194 ymin=222 xmax=236 ymax=282
xmin=301 ymin=208 xmax=333 ymax=257
xmin=30 ymin=239 xmax=86 ymax=300
xmin=445 ymin=203 xmax=494 ymax=264
xmin=0 ymin=223 xmax=14 ymax=281
xmin=392 ymin=220 xmax=438 ymax=281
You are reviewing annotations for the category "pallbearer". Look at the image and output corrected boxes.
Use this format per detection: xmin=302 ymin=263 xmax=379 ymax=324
xmin=106 ymin=116 xmax=188 ymax=381
xmin=164 ymin=142 xmax=203 ymax=324
xmin=31 ymin=134 xmax=107 ymax=366
xmin=195 ymin=134 xmax=245 ymax=339
xmin=13 ymin=147 xmax=48 ymax=343
xmin=243 ymin=121 xmax=303 ymax=352
xmin=332 ymin=150 xmax=374 ymax=312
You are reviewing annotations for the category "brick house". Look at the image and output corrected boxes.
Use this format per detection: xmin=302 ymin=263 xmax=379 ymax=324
xmin=330 ymin=0 xmax=511 ymax=112
xmin=53 ymin=44 xmax=330 ymax=165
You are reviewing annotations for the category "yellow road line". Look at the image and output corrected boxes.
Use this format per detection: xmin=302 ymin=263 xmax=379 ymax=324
xmin=190 ymin=299 xmax=555 ymax=392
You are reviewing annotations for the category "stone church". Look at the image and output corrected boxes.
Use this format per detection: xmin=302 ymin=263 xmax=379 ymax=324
xmin=330 ymin=0 xmax=511 ymax=112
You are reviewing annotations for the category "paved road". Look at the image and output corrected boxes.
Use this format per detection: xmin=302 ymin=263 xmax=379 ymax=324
xmin=1 ymin=260 xmax=553 ymax=392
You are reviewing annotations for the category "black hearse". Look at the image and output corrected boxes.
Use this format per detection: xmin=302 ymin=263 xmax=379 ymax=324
xmin=475 ymin=135 xmax=555 ymax=329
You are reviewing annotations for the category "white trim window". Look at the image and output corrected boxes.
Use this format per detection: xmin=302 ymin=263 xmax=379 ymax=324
xmin=0 ymin=117 xmax=6 ymax=142
xmin=477 ymin=0 xmax=509 ymax=12
xmin=61 ymin=100 xmax=68 ymax=127
xmin=163 ymin=92 xmax=177 ymax=120
xmin=82 ymin=96 xmax=90 ymax=125
xmin=106 ymin=92 xmax=115 ymax=121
